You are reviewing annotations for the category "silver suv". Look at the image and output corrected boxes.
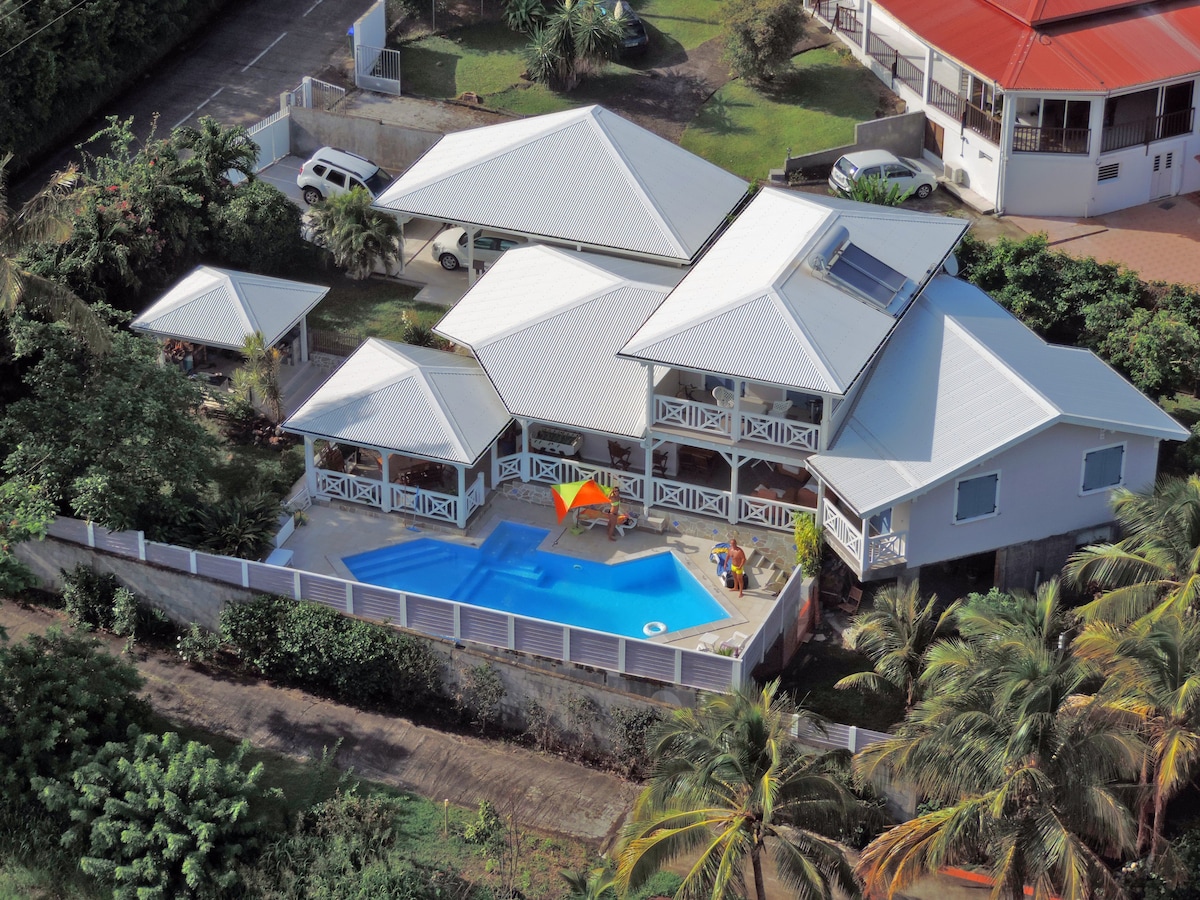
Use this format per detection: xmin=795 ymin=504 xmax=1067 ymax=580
xmin=296 ymin=147 xmax=392 ymax=205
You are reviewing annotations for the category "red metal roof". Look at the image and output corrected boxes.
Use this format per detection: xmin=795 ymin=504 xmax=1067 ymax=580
xmin=878 ymin=0 xmax=1200 ymax=90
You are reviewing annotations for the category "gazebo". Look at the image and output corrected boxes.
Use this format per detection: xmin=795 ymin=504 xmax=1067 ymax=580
xmin=131 ymin=265 xmax=330 ymax=366
xmin=283 ymin=340 xmax=512 ymax=528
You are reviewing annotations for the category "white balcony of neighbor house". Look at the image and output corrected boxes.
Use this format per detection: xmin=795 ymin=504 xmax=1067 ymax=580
xmin=1101 ymin=82 xmax=1196 ymax=153
xmin=821 ymin=489 xmax=908 ymax=577
xmin=651 ymin=373 xmax=826 ymax=457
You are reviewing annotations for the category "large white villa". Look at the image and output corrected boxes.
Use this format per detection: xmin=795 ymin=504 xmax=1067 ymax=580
xmin=811 ymin=0 xmax=1200 ymax=215
xmin=279 ymin=105 xmax=1187 ymax=593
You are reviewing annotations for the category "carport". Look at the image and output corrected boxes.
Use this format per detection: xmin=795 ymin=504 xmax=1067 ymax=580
xmin=371 ymin=105 xmax=751 ymax=285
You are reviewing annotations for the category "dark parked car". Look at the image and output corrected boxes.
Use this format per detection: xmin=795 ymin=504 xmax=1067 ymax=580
xmin=611 ymin=1 xmax=649 ymax=58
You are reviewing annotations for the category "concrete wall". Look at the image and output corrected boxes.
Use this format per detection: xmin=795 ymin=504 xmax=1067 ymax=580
xmin=993 ymin=530 xmax=1081 ymax=594
xmin=903 ymin=424 xmax=1160 ymax=573
xmin=783 ymin=111 xmax=926 ymax=175
xmin=289 ymin=106 xmax=441 ymax=175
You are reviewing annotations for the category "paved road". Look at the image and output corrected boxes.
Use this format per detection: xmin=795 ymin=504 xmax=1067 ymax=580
xmin=14 ymin=0 xmax=362 ymax=199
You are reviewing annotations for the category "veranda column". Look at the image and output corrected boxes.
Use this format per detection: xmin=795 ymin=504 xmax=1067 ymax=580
xmin=456 ymin=465 xmax=468 ymax=528
xmin=923 ymin=45 xmax=933 ymax=102
xmin=818 ymin=396 xmax=832 ymax=451
xmin=380 ymin=449 xmax=391 ymax=512
xmin=643 ymin=364 xmax=656 ymax=513
xmin=519 ymin=417 xmax=530 ymax=482
xmin=728 ymin=452 xmax=740 ymax=524
xmin=299 ymin=316 xmax=309 ymax=362
xmin=304 ymin=437 xmax=318 ymax=496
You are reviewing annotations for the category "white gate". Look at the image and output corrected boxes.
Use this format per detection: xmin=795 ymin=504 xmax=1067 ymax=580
xmin=355 ymin=44 xmax=402 ymax=95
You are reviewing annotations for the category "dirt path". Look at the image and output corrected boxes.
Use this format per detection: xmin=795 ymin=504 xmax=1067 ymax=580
xmin=0 ymin=601 xmax=640 ymax=848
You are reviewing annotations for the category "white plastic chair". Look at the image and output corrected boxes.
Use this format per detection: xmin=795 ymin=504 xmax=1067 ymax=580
xmin=712 ymin=386 xmax=736 ymax=409
xmin=720 ymin=631 xmax=750 ymax=657
xmin=769 ymin=399 xmax=793 ymax=417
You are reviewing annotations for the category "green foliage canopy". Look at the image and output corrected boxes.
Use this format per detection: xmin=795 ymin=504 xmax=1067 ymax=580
xmin=721 ymin=0 xmax=806 ymax=82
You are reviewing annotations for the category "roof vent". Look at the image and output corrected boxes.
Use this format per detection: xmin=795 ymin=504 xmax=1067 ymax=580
xmin=806 ymin=224 xmax=850 ymax=273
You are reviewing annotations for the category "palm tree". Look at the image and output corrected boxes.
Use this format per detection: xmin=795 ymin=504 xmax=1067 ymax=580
xmin=307 ymin=187 xmax=401 ymax=280
xmin=615 ymin=679 xmax=860 ymax=900
xmin=856 ymin=580 xmax=1142 ymax=900
xmin=0 ymin=153 xmax=109 ymax=351
xmin=561 ymin=859 xmax=616 ymax=899
xmin=835 ymin=580 xmax=959 ymax=709
xmin=1074 ymin=611 xmax=1200 ymax=860
xmin=523 ymin=0 xmax=626 ymax=91
xmin=174 ymin=116 xmax=259 ymax=200
xmin=1065 ymin=475 xmax=1200 ymax=625
xmin=233 ymin=331 xmax=284 ymax=424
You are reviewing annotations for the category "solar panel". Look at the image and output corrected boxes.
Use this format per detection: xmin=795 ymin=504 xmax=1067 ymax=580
xmin=828 ymin=243 xmax=914 ymax=310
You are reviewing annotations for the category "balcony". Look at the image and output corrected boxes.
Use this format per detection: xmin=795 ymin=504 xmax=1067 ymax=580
xmin=652 ymin=394 xmax=820 ymax=452
xmin=866 ymin=32 xmax=924 ymax=95
xmin=1012 ymin=124 xmax=1090 ymax=154
xmin=812 ymin=0 xmax=863 ymax=45
xmin=822 ymin=502 xmax=906 ymax=573
xmin=929 ymin=80 xmax=1002 ymax=144
xmin=1102 ymin=107 xmax=1195 ymax=152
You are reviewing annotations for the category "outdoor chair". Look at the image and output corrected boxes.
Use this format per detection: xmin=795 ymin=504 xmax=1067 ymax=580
xmin=577 ymin=507 xmax=639 ymax=536
xmin=607 ymin=440 xmax=633 ymax=470
xmin=712 ymin=385 xmax=736 ymax=409
xmin=769 ymin=399 xmax=793 ymax=417
xmin=838 ymin=585 xmax=864 ymax=616
xmin=652 ymin=450 xmax=669 ymax=478
xmin=720 ymin=631 xmax=750 ymax=657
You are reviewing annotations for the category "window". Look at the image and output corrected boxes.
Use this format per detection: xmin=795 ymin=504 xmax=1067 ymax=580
xmin=1082 ymin=444 xmax=1124 ymax=493
xmin=1098 ymin=163 xmax=1120 ymax=182
xmin=955 ymin=472 xmax=999 ymax=522
xmin=349 ymin=178 xmax=367 ymax=192
xmin=884 ymin=163 xmax=913 ymax=178
xmin=869 ymin=508 xmax=892 ymax=535
xmin=325 ymin=169 xmax=347 ymax=188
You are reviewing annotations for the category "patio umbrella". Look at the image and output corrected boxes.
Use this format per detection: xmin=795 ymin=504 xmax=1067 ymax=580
xmin=550 ymin=479 xmax=612 ymax=522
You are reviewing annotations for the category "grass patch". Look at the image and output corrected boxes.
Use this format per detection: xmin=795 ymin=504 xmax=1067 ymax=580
xmin=636 ymin=0 xmax=723 ymax=56
xmin=399 ymin=23 xmax=529 ymax=98
xmin=778 ymin=642 xmax=905 ymax=733
xmin=681 ymin=48 xmax=884 ymax=180
xmin=303 ymin=277 xmax=438 ymax=342
xmin=1162 ymin=392 xmax=1200 ymax=427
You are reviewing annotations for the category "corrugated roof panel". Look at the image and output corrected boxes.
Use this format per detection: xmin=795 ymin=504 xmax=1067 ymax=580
xmin=809 ymin=276 xmax=1187 ymax=515
xmin=374 ymin=106 xmax=747 ymax=261
xmin=878 ymin=0 xmax=1200 ymax=91
xmin=131 ymin=266 xmax=329 ymax=350
xmin=283 ymin=341 xmax=510 ymax=464
xmin=621 ymin=189 xmax=965 ymax=393
xmin=437 ymin=247 xmax=683 ymax=437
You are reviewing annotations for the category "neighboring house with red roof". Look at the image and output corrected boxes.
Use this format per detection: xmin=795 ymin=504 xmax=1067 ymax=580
xmin=812 ymin=0 xmax=1200 ymax=215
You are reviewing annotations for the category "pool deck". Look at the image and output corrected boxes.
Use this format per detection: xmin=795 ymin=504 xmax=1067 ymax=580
xmin=282 ymin=494 xmax=794 ymax=652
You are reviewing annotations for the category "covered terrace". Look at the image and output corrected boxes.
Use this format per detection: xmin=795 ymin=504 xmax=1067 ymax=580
xmin=283 ymin=340 xmax=511 ymax=528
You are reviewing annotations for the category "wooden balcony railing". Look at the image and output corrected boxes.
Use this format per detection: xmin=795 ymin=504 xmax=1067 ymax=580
xmin=1102 ymin=107 xmax=1195 ymax=152
xmin=867 ymin=32 xmax=924 ymax=95
xmin=929 ymin=80 xmax=1002 ymax=144
xmin=1012 ymin=124 xmax=1090 ymax=154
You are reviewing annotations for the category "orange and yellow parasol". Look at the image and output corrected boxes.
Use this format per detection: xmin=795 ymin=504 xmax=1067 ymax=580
xmin=550 ymin=479 xmax=613 ymax=522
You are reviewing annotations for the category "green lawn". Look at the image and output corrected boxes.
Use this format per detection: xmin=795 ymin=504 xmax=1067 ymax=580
xmin=304 ymin=278 xmax=440 ymax=341
xmin=635 ymin=0 xmax=723 ymax=63
xmin=681 ymin=48 xmax=884 ymax=180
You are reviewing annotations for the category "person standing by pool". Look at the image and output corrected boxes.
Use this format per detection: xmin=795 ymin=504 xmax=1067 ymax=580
xmin=728 ymin=538 xmax=747 ymax=597
xmin=607 ymin=486 xmax=622 ymax=541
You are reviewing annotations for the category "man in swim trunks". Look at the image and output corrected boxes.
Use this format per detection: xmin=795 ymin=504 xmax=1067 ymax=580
xmin=728 ymin=538 xmax=747 ymax=597
xmin=607 ymin=486 xmax=622 ymax=541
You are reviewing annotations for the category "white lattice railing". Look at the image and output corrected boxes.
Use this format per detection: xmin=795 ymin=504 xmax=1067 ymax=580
xmin=823 ymin=503 xmax=863 ymax=560
xmin=739 ymin=412 xmax=819 ymax=451
xmin=653 ymin=396 xmax=731 ymax=437
xmin=387 ymin=482 xmax=457 ymax=523
xmin=493 ymin=453 xmax=523 ymax=484
xmin=316 ymin=469 xmax=382 ymax=507
xmin=466 ymin=473 xmax=486 ymax=517
xmin=737 ymin=495 xmax=809 ymax=531
xmin=560 ymin=459 xmax=646 ymax=502
xmin=868 ymin=530 xmax=907 ymax=565
xmin=654 ymin=480 xmax=730 ymax=519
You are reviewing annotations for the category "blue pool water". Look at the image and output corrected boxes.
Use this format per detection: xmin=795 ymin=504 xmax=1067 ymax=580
xmin=342 ymin=522 xmax=729 ymax=639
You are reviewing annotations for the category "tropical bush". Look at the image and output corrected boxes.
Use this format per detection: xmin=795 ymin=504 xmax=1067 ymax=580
xmin=305 ymin=187 xmax=401 ymax=280
xmin=211 ymin=178 xmax=304 ymax=274
xmin=177 ymin=622 xmax=223 ymax=667
xmin=793 ymin=511 xmax=822 ymax=576
xmin=219 ymin=595 xmax=445 ymax=711
xmin=839 ymin=173 xmax=914 ymax=206
xmin=523 ymin=0 xmax=625 ymax=91
xmin=504 ymin=0 xmax=547 ymax=33
xmin=721 ymin=0 xmax=806 ymax=81
xmin=456 ymin=662 xmax=507 ymax=731
xmin=608 ymin=706 xmax=662 ymax=778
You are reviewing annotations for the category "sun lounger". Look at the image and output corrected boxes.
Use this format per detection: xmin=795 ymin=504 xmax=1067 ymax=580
xmin=576 ymin=507 xmax=639 ymax=536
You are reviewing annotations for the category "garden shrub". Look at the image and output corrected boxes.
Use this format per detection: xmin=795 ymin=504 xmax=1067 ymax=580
xmin=609 ymin=706 xmax=662 ymax=778
xmin=210 ymin=180 xmax=304 ymax=275
xmin=60 ymin=563 xmax=122 ymax=631
xmin=456 ymin=663 xmax=506 ymax=732
xmin=176 ymin=622 xmax=223 ymax=666
xmin=195 ymin=491 xmax=282 ymax=559
xmin=219 ymin=595 xmax=444 ymax=712
xmin=793 ymin=511 xmax=822 ymax=576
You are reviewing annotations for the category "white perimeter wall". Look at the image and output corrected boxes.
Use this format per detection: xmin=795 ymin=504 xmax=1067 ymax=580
xmin=902 ymin=423 xmax=1160 ymax=569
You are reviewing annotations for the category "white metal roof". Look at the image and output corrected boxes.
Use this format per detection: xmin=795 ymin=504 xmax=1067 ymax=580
xmin=618 ymin=188 xmax=968 ymax=393
xmin=372 ymin=105 xmax=748 ymax=263
xmin=130 ymin=266 xmax=329 ymax=350
xmin=282 ymin=340 xmax=511 ymax=465
xmin=435 ymin=245 xmax=684 ymax=438
xmin=808 ymin=275 xmax=1189 ymax=516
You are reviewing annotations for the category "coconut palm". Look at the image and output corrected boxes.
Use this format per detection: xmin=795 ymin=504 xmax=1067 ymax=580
xmin=835 ymin=580 xmax=959 ymax=709
xmin=307 ymin=187 xmax=401 ymax=280
xmin=615 ymin=679 xmax=860 ymax=900
xmin=0 ymin=153 xmax=109 ymax=351
xmin=232 ymin=331 xmax=284 ymax=424
xmin=1065 ymin=475 xmax=1200 ymax=625
xmin=174 ymin=116 xmax=259 ymax=200
xmin=560 ymin=859 xmax=615 ymax=899
xmin=856 ymin=580 xmax=1142 ymax=900
xmin=523 ymin=0 xmax=626 ymax=91
xmin=1074 ymin=611 xmax=1200 ymax=860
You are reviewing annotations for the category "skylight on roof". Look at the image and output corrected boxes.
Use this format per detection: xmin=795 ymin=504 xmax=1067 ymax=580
xmin=826 ymin=243 xmax=917 ymax=312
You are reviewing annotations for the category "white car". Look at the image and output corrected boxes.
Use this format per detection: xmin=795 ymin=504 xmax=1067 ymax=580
xmin=432 ymin=228 xmax=526 ymax=271
xmin=828 ymin=150 xmax=938 ymax=200
xmin=296 ymin=147 xmax=393 ymax=205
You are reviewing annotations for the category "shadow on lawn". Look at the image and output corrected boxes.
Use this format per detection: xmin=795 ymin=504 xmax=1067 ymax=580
xmin=760 ymin=59 xmax=883 ymax=119
xmin=692 ymin=92 xmax=751 ymax=135
xmin=400 ymin=45 xmax=461 ymax=97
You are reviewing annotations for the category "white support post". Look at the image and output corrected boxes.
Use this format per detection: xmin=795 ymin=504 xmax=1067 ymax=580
xmin=507 ymin=616 xmax=516 ymax=650
xmin=345 ymin=583 xmax=354 ymax=614
xmin=728 ymin=453 xmax=740 ymax=524
xmin=137 ymin=532 xmax=146 ymax=561
xmin=731 ymin=381 xmax=743 ymax=442
xmin=293 ymin=571 xmax=302 ymax=599
xmin=466 ymin=225 xmax=478 ymax=287
xmin=819 ymin=397 xmax=831 ymax=452
xmin=519 ymin=419 xmax=530 ymax=482
xmin=241 ymin=560 xmax=250 ymax=588
xmin=862 ymin=0 xmax=873 ymax=53
xmin=456 ymin=466 xmax=468 ymax=528
xmin=858 ymin=514 xmax=870 ymax=574
xmin=674 ymin=648 xmax=683 ymax=685
xmin=299 ymin=316 xmax=309 ymax=362
xmin=398 ymin=594 xmax=408 ymax=628
xmin=848 ymin=725 xmax=860 ymax=753
xmin=380 ymin=448 xmax=391 ymax=513
xmin=189 ymin=550 xmax=198 ymax=574
xmin=923 ymin=44 xmax=934 ymax=102
xmin=86 ymin=521 xmax=96 ymax=547
xmin=733 ymin=656 xmax=744 ymax=686
xmin=453 ymin=605 xmax=462 ymax=640
xmin=563 ymin=628 xmax=571 ymax=662
xmin=304 ymin=437 xmax=318 ymax=496
xmin=617 ymin=638 xmax=627 ymax=673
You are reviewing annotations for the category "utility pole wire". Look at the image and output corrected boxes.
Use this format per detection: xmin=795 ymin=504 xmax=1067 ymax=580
xmin=0 ymin=0 xmax=93 ymax=62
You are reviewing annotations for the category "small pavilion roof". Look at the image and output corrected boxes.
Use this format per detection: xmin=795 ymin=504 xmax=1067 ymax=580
xmin=372 ymin=105 xmax=748 ymax=263
xmin=282 ymin=341 xmax=511 ymax=465
xmin=131 ymin=266 xmax=329 ymax=350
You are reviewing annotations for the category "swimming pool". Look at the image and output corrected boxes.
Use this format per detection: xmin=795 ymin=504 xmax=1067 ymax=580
xmin=342 ymin=522 xmax=730 ymax=639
